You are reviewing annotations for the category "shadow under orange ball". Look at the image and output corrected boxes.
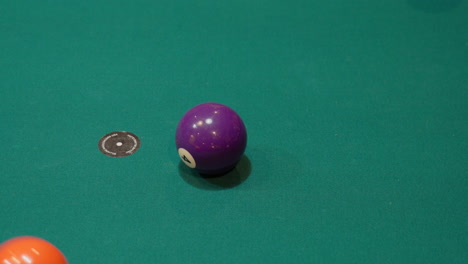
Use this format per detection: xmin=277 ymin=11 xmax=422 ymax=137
xmin=0 ymin=236 xmax=67 ymax=264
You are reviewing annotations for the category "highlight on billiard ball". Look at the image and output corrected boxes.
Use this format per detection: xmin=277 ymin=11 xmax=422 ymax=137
xmin=176 ymin=102 xmax=247 ymax=176
xmin=0 ymin=236 xmax=68 ymax=264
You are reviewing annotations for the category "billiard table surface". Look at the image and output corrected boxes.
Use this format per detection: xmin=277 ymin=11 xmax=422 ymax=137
xmin=1 ymin=1 xmax=467 ymax=263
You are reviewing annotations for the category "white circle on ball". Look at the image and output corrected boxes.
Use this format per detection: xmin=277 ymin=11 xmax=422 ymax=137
xmin=178 ymin=148 xmax=196 ymax=168
xmin=116 ymin=142 xmax=123 ymax=146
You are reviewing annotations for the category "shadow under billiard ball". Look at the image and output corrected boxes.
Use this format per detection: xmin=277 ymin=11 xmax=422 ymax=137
xmin=178 ymin=155 xmax=251 ymax=190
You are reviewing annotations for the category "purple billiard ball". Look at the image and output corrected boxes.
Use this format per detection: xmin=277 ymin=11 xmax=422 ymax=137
xmin=176 ymin=103 xmax=247 ymax=175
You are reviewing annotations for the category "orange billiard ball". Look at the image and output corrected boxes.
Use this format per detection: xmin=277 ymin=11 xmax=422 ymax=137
xmin=0 ymin=236 xmax=68 ymax=264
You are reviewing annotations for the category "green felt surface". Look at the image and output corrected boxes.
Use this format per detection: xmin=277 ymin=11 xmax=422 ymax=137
xmin=1 ymin=0 xmax=467 ymax=263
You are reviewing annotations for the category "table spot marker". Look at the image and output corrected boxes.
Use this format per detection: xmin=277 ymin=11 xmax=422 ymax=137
xmin=98 ymin=131 xmax=141 ymax=157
